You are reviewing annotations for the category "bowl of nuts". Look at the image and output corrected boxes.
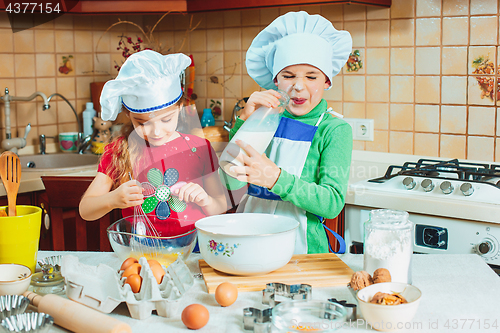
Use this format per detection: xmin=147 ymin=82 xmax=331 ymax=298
xmin=356 ymin=282 xmax=422 ymax=332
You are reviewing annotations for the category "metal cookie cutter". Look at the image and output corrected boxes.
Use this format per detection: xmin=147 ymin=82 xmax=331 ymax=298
xmin=243 ymin=307 xmax=272 ymax=333
xmin=263 ymin=282 xmax=312 ymax=307
xmin=328 ymin=298 xmax=357 ymax=322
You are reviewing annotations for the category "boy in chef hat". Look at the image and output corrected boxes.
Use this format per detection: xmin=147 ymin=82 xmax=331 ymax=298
xmin=80 ymin=50 xmax=227 ymax=236
xmin=226 ymin=11 xmax=353 ymax=254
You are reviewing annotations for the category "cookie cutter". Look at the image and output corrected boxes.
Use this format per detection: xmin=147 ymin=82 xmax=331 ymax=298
xmin=263 ymin=282 xmax=312 ymax=307
xmin=243 ymin=307 xmax=272 ymax=333
xmin=328 ymin=298 xmax=357 ymax=322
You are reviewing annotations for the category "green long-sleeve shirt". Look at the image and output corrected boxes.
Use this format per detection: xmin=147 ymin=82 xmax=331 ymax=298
xmin=229 ymin=99 xmax=353 ymax=253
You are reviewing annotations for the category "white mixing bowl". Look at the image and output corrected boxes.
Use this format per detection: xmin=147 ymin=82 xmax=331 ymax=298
xmin=195 ymin=213 xmax=299 ymax=275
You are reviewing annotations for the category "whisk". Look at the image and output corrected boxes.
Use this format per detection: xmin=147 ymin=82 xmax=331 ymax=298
xmin=128 ymin=172 xmax=162 ymax=260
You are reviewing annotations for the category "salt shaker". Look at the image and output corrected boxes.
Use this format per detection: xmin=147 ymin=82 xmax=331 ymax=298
xmin=364 ymin=209 xmax=413 ymax=284
xmin=219 ymin=90 xmax=289 ymax=178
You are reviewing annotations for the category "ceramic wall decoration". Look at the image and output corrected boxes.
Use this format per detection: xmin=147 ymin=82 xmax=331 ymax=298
xmin=346 ymin=50 xmax=362 ymax=72
xmin=58 ymin=55 xmax=73 ymax=75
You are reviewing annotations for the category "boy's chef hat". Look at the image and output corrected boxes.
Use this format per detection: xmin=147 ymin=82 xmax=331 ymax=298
xmin=100 ymin=50 xmax=191 ymax=121
xmin=246 ymin=11 xmax=352 ymax=90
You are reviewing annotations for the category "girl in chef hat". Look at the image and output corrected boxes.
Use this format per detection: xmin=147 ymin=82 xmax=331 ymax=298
xmin=80 ymin=50 xmax=227 ymax=236
xmin=225 ymin=11 xmax=353 ymax=254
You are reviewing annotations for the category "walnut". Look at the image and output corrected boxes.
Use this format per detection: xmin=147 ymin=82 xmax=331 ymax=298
xmin=373 ymin=268 xmax=391 ymax=284
xmin=370 ymin=292 xmax=408 ymax=305
xmin=349 ymin=271 xmax=373 ymax=291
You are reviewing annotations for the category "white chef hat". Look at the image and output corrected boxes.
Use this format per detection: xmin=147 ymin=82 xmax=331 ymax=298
xmin=100 ymin=50 xmax=191 ymax=121
xmin=246 ymin=11 xmax=352 ymax=90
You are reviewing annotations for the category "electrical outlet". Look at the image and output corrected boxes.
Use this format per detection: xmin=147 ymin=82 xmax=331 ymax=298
xmin=343 ymin=118 xmax=374 ymax=141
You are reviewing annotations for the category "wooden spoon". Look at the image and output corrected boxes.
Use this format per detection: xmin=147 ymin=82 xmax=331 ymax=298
xmin=0 ymin=151 xmax=21 ymax=216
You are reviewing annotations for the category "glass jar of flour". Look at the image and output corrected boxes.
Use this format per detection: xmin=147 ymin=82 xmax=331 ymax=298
xmin=364 ymin=209 xmax=413 ymax=284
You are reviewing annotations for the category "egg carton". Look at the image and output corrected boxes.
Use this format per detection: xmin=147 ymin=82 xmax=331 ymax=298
xmin=60 ymin=255 xmax=194 ymax=320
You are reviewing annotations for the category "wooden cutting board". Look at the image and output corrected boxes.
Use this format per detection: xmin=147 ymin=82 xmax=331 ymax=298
xmin=199 ymin=253 xmax=354 ymax=293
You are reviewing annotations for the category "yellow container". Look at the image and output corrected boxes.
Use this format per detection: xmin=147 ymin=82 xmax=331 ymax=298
xmin=0 ymin=206 xmax=42 ymax=273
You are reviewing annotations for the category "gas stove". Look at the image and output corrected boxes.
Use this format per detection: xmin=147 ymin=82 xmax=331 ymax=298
xmin=345 ymin=158 xmax=500 ymax=270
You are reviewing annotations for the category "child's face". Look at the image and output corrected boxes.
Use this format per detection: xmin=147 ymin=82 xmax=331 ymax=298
xmin=128 ymin=104 xmax=180 ymax=146
xmin=275 ymin=64 xmax=330 ymax=116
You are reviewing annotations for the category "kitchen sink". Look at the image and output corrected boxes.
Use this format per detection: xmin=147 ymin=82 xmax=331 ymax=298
xmin=19 ymin=153 xmax=99 ymax=172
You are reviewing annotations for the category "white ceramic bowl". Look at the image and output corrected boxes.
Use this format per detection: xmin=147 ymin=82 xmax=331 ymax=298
xmin=0 ymin=264 xmax=32 ymax=296
xmin=356 ymin=282 xmax=422 ymax=332
xmin=195 ymin=213 xmax=299 ymax=275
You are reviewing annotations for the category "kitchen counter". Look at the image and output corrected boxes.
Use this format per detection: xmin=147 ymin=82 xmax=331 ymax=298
xmin=35 ymin=251 xmax=500 ymax=333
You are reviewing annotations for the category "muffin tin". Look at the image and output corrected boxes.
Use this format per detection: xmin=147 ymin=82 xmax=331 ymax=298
xmin=61 ymin=255 xmax=194 ymax=320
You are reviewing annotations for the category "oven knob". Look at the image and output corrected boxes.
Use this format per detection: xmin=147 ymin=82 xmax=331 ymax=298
xmin=403 ymin=177 xmax=416 ymax=190
xmin=460 ymin=183 xmax=474 ymax=196
xmin=440 ymin=181 xmax=454 ymax=194
xmin=477 ymin=240 xmax=493 ymax=255
xmin=421 ymin=179 xmax=434 ymax=192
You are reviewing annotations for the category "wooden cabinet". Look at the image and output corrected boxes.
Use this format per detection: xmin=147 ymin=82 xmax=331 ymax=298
xmin=324 ymin=207 xmax=345 ymax=253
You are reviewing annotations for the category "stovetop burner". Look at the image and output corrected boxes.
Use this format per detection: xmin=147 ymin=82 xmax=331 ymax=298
xmin=369 ymin=158 xmax=500 ymax=188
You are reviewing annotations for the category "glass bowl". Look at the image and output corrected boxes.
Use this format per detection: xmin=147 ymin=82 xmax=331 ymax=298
xmin=107 ymin=216 xmax=197 ymax=267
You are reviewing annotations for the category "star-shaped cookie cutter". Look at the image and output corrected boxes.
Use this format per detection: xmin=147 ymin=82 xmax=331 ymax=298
xmin=328 ymin=298 xmax=357 ymax=321
xmin=263 ymin=282 xmax=312 ymax=307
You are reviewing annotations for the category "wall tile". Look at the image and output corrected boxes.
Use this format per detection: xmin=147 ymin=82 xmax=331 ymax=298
xmin=468 ymin=46 xmax=495 ymax=75
xmin=241 ymin=9 xmax=260 ymax=26
xmin=190 ymin=30 xmax=207 ymax=52
xmin=367 ymin=20 xmax=389 ymax=47
xmin=344 ymin=21 xmax=365 ymax=47
xmin=343 ymin=102 xmax=365 ymax=118
xmin=323 ymin=75 xmax=342 ymax=101
xmin=0 ymin=29 xmax=13 ymax=53
xmin=391 ymin=0 xmax=415 ymax=18
xmin=390 ymin=103 xmax=413 ymax=131
xmin=15 ymin=79 xmax=36 ymax=98
xmin=389 ymin=131 xmax=413 ymax=154
xmin=367 ymin=103 xmax=389 ymax=130
xmin=206 ymin=52 xmax=223 ymax=75
xmin=56 ymin=77 xmax=76 ymax=99
xmin=93 ymin=31 xmax=109 ymax=53
xmin=497 ymin=108 xmax=500 ymax=136
xmin=321 ymin=5 xmax=343 ymax=22
xmin=57 ymin=99 xmax=76 ymax=123
xmin=496 ymin=138 xmax=500 ymax=162
xmin=35 ymin=30 xmax=55 ymax=53
xmin=390 ymin=76 xmax=414 ymax=103
xmin=241 ymin=27 xmax=261 ymax=51
xmin=468 ymin=76 xmax=495 ymax=106
xmin=442 ymin=17 xmax=469 ymax=45
xmin=223 ymin=74 xmax=242 ymax=100
xmin=329 ymin=102 xmax=343 ymax=114
xmin=193 ymin=75 xmax=207 ymax=98
xmin=343 ymin=76 xmax=365 ymax=102
xmin=470 ymin=16 xmax=498 ymax=45
xmin=206 ymin=79 xmax=224 ymax=99
xmin=366 ymin=48 xmax=389 ymax=74
xmin=366 ymin=76 xmax=389 ymax=102
xmin=224 ymin=28 xmax=241 ymax=51
xmin=14 ymin=30 xmax=34 ymax=53
xmin=224 ymin=51 xmax=242 ymax=75
xmin=0 ymin=54 xmax=15 ymax=77
xmin=441 ymin=105 xmax=466 ymax=134
xmin=415 ymin=104 xmax=439 ymax=132
xmin=55 ymin=30 xmax=74 ymax=53
xmin=415 ymin=47 xmax=440 ymax=74
xmin=174 ymin=30 xmax=190 ymax=53
xmin=468 ymin=106 xmax=495 ymax=136
xmin=416 ymin=18 xmax=440 ymax=46
xmin=442 ymin=0 xmax=469 ymax=16
xmin=441 ymin=76 xmax=467 ymax=104
xmin=94 ymin=53 xmax=110 ymax=75
xmin=416 ymin=0 xmax=441 ymax=17
xmin=366 ymin=7 xmax=390 ymax=20
xmin=192 ymin=52 xmax=206 ymax=75
xmin=414 ymin=133 xmax=439 ymax=156
xmin=366 ymin=130 xmax=389 ymax=152
xmin=242 ymin=75 xmax=261 ymax=97
xmin=470 ymin=0 xmax=498 ymax=15
xmin=224 ymin=10 xmax=241 ymax=27
xmin=36 ymin=54 xmax=56 ymax=77
xmin=0 ymin=13 xmax=9 ymax=28
xmin=73 ymin=54 xmax=92 ymax=76
xmin=17 ymin=103 xmax=37 ymax=127
xmin=415 ymin=76 xmax=440 ymax=104
xmin=14 ymin=54 xmax=35 ymax=78
xmin=468 ymin=136 xmax=494 ymax=161
xmin=75 ymin=76 xmax=93 ymax=99
xmin=343 ymin=4 xmax=366 ymax=21
xmin=74 ymin=31 xmax=93 ymax=52
xmin=390 ymin=48 xmax=414 ymax=75
xmin=260 ymin=8 xmax=280 ymax=26
xmin=440 ymin=134 xmax=466 ymax=158
xmin=390 ymin=19 xmax=414 ymax=47
xmin=205 ymin=12 xmax=223 ymax=29
xmin=442 ymin=47 xmax=468 ymax=75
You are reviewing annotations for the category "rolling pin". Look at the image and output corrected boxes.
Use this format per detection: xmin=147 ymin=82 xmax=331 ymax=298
xmin=24 ymin=291 xmax=132 ymax=333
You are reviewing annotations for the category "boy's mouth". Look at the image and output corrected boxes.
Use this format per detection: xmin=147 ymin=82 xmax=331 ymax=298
xmin=291 ymin=98 xmax=307 ymax=105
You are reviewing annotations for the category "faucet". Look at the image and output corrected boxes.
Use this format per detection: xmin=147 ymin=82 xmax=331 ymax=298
xmin=223 ymin=97 xmax=248 ymax=132
xmin=0 ymin=87 xmax=50 ymax=153
xmin=39 ymin=134 xmax=55 ymax=155
xmin=46 ymin=93 xmax=92 ymax=154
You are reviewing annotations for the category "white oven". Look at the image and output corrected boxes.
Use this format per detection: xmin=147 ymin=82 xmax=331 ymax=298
xmin=344 ymin=158 xmax=500 ymax=273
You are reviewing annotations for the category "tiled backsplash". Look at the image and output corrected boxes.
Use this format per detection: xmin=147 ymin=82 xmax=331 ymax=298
xmin=0 ymin=0 xmax=499 ymax=162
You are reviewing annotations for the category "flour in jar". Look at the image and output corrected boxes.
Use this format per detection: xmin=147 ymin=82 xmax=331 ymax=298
xmin=364 ymin=228 xmax=412 ymax=284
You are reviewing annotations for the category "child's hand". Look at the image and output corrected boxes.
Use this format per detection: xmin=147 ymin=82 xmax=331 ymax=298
xmin=113 ymin=179 xmax=144 ymax=209
xmin=229 ymin=139 xmax=281 ymax=189
xmin=239 ymin=90 xmax=283 ymax=121
xmin=170 ymin=181 xmax=213 ymax=208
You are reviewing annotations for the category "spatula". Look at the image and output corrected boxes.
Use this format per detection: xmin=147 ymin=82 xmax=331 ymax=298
xmin=0 ymin=151 xmax=21 ymax=216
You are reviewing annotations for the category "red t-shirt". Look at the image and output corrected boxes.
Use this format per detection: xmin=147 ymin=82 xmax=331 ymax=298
xmin=98 ymin=133 xmax=218 ymax=236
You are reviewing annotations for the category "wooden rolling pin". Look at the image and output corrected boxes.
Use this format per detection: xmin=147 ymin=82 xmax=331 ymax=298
xmin=24 ymin=292 xmax=132 ymax=333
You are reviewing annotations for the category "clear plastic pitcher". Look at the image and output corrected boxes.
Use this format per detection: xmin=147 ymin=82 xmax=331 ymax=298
xmin=0 ymin=206 xmax=43 ymax=273
xmin=219 ymin=90 xmax=289 ymax=178
xmin=364 ymin=209 xmax=413 ymax=284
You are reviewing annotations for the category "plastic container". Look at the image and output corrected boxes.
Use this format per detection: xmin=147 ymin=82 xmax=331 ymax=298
xmin=82 ymin=102 xmax=96 ymax=138
xmin=0 ymin=206 xmax=42 ymax=273
xmin=200 ymin=108 xmax=215 ymax=128
xmin=363 ymin=209 xmax=413 ymax=284
xmin=219 ymin=90 xmax=289 ymax=178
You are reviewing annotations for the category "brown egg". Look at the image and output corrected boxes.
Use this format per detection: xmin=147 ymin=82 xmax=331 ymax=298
xmin=120 ymin=257 xmax=138 ymax=271
xmin=181 ymin=304 xmax=209 ymax=330
xmin=150 ymin=264 xmax=165 ymax=284
xmin=215 ymin=282 xmax=238 ymax=307
xmin=125 ymin=274 xmax=142 ymax=293
xmin=147 ymin=259 xmax=161 ymax=268
xmin=122 ymin=263 xmax=141 ymax=278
